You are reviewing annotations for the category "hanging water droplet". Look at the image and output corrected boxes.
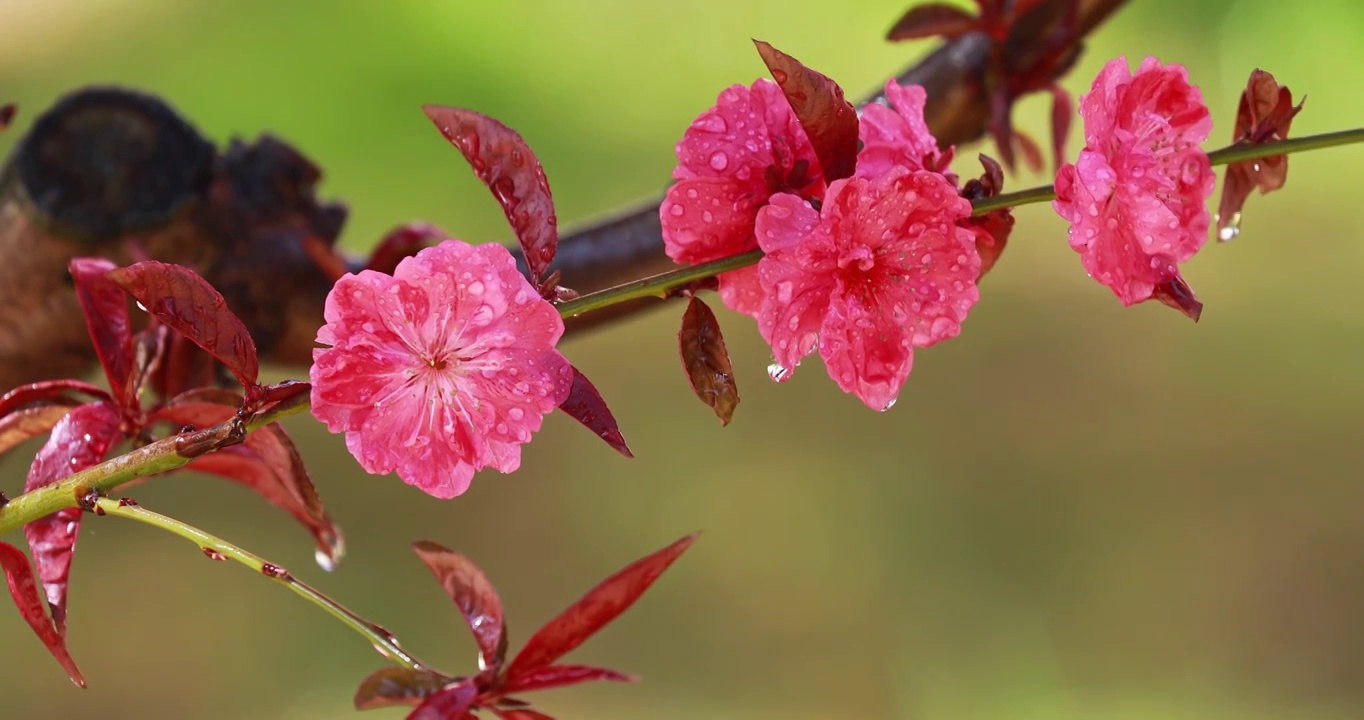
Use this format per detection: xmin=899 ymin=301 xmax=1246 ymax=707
xmin=1216 ymin=211 xmax=1242 ymax=242
xmin=767 ymin=362 xmax=793 ymax=382
xmin=880 ymin=397 xmax=897 ymax=412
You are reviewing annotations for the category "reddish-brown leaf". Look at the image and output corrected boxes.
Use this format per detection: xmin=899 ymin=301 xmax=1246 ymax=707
xmin=423 ymin=106 xmax=559 ymax=286
xmin=1151 ymin=276 xmax=1203 ymax=322
xmin=886 ymin=3 xmax=980 ymax=41
xmin=1216 ymin=69 xmax=1304 ymax=241
xmin=1012 ymin=129 xmax=1044 ymax=174
xmin=410 ymin=540 xmax=507 ymax=668
xmin=752 ymin=40 xmax=859 ymax=182
xmin=959 ymin=155 xmax=1013 ymax=278
xmin=499 ymin=664 xmax=636 ymax=695
xmin=353 ymin=667 xmax=454 ymax=710
xmin=23 ymin=401 xmax=122 ymax=636
xmin=678 ymin=296 xmax=739 ymax=426
xmin=0 ymin=380 xmax=108 ymax=419
xmin=0 ymin=541 xmax=85 ymax=687
xmin=0 ymin=103 xmax=14 ymax=132
xmin=1048 ymin=84 xmax=1073 ymax=173
xmin=503 ymin=533 xmax=698 ymax=681
xmin=365 ymin=223 xmax=449 ymax=274
xmin=70 ymin=258 xmax=137 ymax=411
xmin=107 ymin=261 xmax=260 ymax=389
xmin=409 ymin=679 xmax=478 ymax=720
xmin=558 ymin=366 xmax=632 ymax=458
xmin=0 ymin=405 xmax=74 ymax=458
xmin=156 ymin=397 xmax=343 ymax=568
xmin=489 ymin=709 xmax=556 ymax=720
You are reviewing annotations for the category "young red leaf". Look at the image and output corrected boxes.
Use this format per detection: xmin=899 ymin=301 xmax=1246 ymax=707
xmin=558 ymin=366 xmax=633 ymax=458
xmin=410 ymin=540 xmax=507 ymax=669
xmin=422 ymin=106 xmax=559 ymax=286
xmin=1216 ymin=69 xmax=1304 ymax=242
xmin=409 ymin=679 xmax=478 ymax=720
xmin=1012 ymin=129 xmax=1044 ymax=174
xmin=498 ymin=664 xmax=635 ymax=695
xmin=70 ymin=258 xmax=138 ymax=410
xmin=0 ymin=405 xmax=74 ymax=457
xmin=156 ymin=397 xmax=343 ymax=568
xmin=886 ymin=3 xmax=980 ymax=41
xmin=1048 ymin=84 xmax=1074 ymax=173
xmin=752 ymin=40 xmax=859 ymax=182
xmin=503 ymin=533 xmax=698 ymax=681
xmin=678 ymin=296 xmax=739 ymax=426
xmin=23 ymin=401 xmax=122 ymax=635
xmin=353 ymin=667 xmax=454 ymax=710
xmin=106 ymin=261 xmax=260 ymax=390
xmin=0 ymin=380 xmax=108 ymax=419
xmin=0 ymin=541 xmax=85 ymax=687
xmin=365 ymin=222 xmax=448 ymax=275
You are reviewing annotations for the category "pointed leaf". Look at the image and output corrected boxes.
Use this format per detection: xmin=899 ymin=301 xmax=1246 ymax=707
xmin=156 ymin=397 xmax=343 ymax=569
xmin=1012 ymin=129 xmax=1044 ymax=174
xmin=353 ymin=667 xmax=454 ymax=710
xmin=106 ymin=261 xmax=260 ymax=389
xmin=423 ymin=106 xmax=559 ymax=286
xmin=23 ymin=401 xmax=123 ymax=636
xmin=752 ymin=40 xmax=859 ymax=182
xmin=409 ymin=679 xmax=478 ymax=720
xmin=410 ymin=541 xmax=507 ymax=668
xmin=504 ymin=533 xmax=698 ymax=680
xmin=678 ymin=296 xmax=739 ymax=425
xmin=0 ymin=541 xmax=85 ymax=687
xmin=558 ymin=366 xmax=632 ymax=458
xmin=70 ymin=258 xmax=138 ymax=410
xmin=490 ymin=710 xmax=556 ymax=720
xmin=886 ymin=3 xmax=980 ymax=41
xmin=499 ymin=664 xmax=636 ymax=695
xmin=0 ymin=405 xmax=74 ymax=458
xmin=1048 ymin=85 xmax=1073 ymax=174
xmin=0 ymin=380 xmax=109 ymax=420
xmin=1151 ymin=277 xmax=1203 ymax=322
xmin=1216 ymin=69 xmax=1304 ymax=241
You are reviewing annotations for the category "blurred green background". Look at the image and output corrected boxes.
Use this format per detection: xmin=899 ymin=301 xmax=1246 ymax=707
xmin=3 ymin=0 xmax=1364 ymax=718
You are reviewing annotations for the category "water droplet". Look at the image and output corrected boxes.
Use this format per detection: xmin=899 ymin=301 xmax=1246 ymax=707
xmin=880 ymin=397 xmax=898 ymax=412
xmin=467 ymin=281 xmax=484 ymax=296
xmin=767 ymin=362 xmax=793 ymax=382
xmin=1216 ymin=211 xmax=1242 ymax=242
xmin=709 ymin=152 xmax=729 ymax=171
xmin=686 ymin=188 xmax=699 ymax=200
xmin=509 ymin=407 xmax=525 ymax=421
xmin=668 ymin=203 xmax=684 ymax=217
xmin=694 ymin=113 xmax=727 ymax=133
xmin=702 ymin=211 xmax=714 ymax=223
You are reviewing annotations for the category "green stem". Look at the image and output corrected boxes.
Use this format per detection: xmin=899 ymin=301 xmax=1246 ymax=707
xmin=556 ymin=127 xmax=1364 ymax=317
xmin=94 ymin=496 xmax=430 ymax=672
xmin=0 ymin=393 xmax=309 ymax=538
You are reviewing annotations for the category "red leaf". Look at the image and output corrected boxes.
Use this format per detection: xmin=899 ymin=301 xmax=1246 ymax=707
xmin=365 ymin=223 xmax=449 ymax=274
xmin=70 ymin=258 xmax=137 ymax=410
xmin=678 ymin=297 xmax=739 ymax=425
xmin=353 ymin=667 xmax=454 ymax=710
xmin=423 ymin=106 xmax=559 ymax=287
xmin=1012 ymin=129 xmax=1044 ymax=174
xmin=886 ymin=3 xmax=981 ymax=41
xmin=1216 ymin=69 xmax=1304 ymax=242
xmin=499 ymin=664 xmax=636 ymax=695
xmin=409 ymin=679 xmax=478 ymax=720
xmin=0 ymin=541 xmax=85 ymax=687
xmin=1150 ymin=276 xmax=1203 ymax=322
xmin=106 ymin=261 xmax=260 ymax=390
xmin=0 ymin=103 xmax=14 ymax=132
xmin=752 ymin=40 xmax=859 ymax=182
xmin=0 ymin=405 xmax=74 ymax=458
xmin=1048 ymin=84 xmax=1073 ymax=173
xmin=23 ymin=401 xmax=123 ymax=636
xmin=156 ymin=397 xmax=343 ymax=568
xmin=490 ymin=709 xmax=556 ymax=720
xmin=558 ymin=366 xmax=632 ymax=458
xmin=410 ymin=540 xmax=507 ymax=669
xmin=0 ymin=380 xmax=109 ymax=419
xmin=503 ymin=533 xmax=697 ymax=681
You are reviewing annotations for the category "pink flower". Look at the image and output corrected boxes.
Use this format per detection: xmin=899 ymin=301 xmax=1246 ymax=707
xmin=310 ymin=239 xmax=573 ymax=499
xmin=1052 ymin=56 xmax=1215 ymax=319
xmin=856 ymin=80 xmax=953 ymax=179
xmin=754 ymin=168 xmax=980 ymax=411
xmin=660 ymin=78 xmax=826 ymax=316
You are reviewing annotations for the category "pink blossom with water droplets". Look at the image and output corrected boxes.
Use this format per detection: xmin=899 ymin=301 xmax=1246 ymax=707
xmin=1052 ymin=56 xmax=1215 ymax=319
xmin=660 ymin=78 xmax=826 ymax=317
xmin=856 ymin=80 xmax=953 ymax=179
xmin=310 ymin=239 xmax=573 ymax=499
xmin=754 ymin=168 xmax=979 ymax=411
